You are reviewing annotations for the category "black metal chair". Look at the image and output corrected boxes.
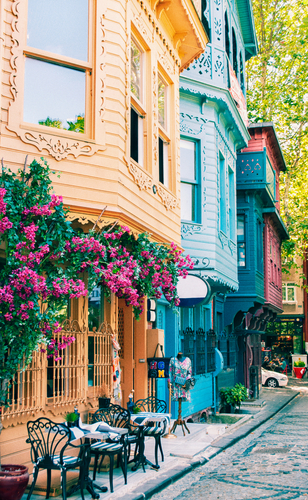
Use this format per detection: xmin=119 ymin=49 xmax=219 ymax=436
xmin=26 ymin=417 xmax=87 ymax=500
xmin=91 ymin=404 xmax=138 ymax=492
xmin=133 ymin=396 xmax=168 ymax=467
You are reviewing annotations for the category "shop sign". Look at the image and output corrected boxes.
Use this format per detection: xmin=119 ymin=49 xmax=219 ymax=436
xmin=176 ymin=274 xmax=211 ymax=307
xmin=147 ymin=357 xmax=170 ymax=378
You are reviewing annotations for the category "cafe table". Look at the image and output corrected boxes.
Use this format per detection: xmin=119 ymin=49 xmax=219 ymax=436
xmin=129 ymin=412 xmax=171 ymax=471
xmin=65 ymin=421 xmax=128 ymax=499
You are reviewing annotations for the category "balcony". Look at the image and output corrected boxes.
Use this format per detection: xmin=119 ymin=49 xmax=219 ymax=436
xmin=236 ymin=149 xmax=276 ymax=203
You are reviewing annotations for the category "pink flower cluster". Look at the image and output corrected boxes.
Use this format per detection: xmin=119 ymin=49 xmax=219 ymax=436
xmin=0 ymin=188 xmax=7 ymax=214
xmin=41 ymin=334 xmax=75 ymax=361
xmin=22 ymin=194 xmax=63 ymax=217
xmin=51 ymin=277 xmax=87 ymax=299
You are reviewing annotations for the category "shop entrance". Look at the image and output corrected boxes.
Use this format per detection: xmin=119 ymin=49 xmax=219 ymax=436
xmin=263 ymin=317 xmax=304 ymax=365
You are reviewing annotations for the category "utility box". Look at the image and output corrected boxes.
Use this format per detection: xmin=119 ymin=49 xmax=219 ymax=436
xmin=250 ymin=365 xmax=259 ymax=399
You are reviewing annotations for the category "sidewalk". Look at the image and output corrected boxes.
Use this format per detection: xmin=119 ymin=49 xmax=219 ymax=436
xmin=22 ymin=387 xmax=300 ymax=500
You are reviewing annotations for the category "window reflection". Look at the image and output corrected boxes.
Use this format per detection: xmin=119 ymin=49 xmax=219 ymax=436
xmin=158 ymin=77 xmax=166 ymax=128
xmin=27 ymin=0 xmax=88 ymax=61
xmin=24 ymin=58 xmax=85 ymax=132
xmin=131 ymin=40 xmax=141 ymax=100
xmin=88 ymin=286 xmax=104 ymax=330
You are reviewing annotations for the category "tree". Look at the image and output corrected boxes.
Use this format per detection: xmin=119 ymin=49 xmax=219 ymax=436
xmin=246 ymin=0 xmax=308 ymax=264
xmin=0 ymin=158 xmax=192 ymax=409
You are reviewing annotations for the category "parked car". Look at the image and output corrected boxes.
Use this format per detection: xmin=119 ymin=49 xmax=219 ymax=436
xmin=261 ymin=368 xmax=288 ymax=388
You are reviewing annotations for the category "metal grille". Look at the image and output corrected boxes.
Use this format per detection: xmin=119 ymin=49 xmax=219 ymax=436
xmin=228 ymin=334 xmax=237 ymax=367
xmin=196 ymin=328 xmax=206 ymax=374
xmin=183 ymin=327 xmax=195 ymax=374
xmin=118 ymin=308 xmax=124 ymax=359
xmin=47 ymin=320 xmax=87 ymax=405
xmin=92 ymin=322 xmax=113 ymax=397
xmin=1 ymin=350 xmax=45 ymax=419
xmin=1 ymin=319 xmax=113 ymax=419
xmin=207 ymin=329 xmax=217 ymax=372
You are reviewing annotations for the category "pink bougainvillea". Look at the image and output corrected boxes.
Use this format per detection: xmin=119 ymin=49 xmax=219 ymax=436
xmin=0 ymin=159 xmax=193 ymax=406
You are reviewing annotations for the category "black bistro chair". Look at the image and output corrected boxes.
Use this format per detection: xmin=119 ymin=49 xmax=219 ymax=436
xmin=133 ymin=396 xmax=167 ymax=467
xmin=26 ymin=417 xmax=87 ymax=500
xmin=91 ymin=404 xmax=138 ymax=493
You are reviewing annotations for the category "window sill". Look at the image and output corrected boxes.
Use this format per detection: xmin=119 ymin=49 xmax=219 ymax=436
xmin=20 ymin=122 xmax=95 ymax=143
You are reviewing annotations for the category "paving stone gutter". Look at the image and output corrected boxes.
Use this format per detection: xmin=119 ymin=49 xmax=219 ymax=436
xmin=123 ymin=389 xmax=300 ymax=500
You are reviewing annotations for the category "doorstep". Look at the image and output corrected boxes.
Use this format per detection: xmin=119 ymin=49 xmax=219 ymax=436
xmin=241 ymin=400 xmax=266 ymax=408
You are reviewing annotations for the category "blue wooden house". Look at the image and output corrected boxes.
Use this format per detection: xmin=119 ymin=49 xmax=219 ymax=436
xmin=224 ymin=123 xmax=288 ymax=395
xmin=156 ymin=0 xmax=258 ymax=419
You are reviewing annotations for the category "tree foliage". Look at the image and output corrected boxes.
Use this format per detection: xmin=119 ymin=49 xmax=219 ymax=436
xmin=246 ymin=0 xmax=308 ymax=264
xmin=0 ymin=159 xmax=192 ymax=406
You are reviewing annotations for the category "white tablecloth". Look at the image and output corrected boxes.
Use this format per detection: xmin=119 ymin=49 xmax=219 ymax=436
xmin=130 ymin=412 xmax=171 ymax=430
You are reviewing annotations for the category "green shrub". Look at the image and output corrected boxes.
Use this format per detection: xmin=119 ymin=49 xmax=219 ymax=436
xmin=220 ymin=383 xmax=248 ymax=411
xmin=294 ymin=360 xmax=305 ymax=367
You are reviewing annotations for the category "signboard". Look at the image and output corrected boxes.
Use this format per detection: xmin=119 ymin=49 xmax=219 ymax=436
xmin=176 ymin=274 xmax=211 ymax=307
xmin=147 ymin=357 xmax=170 ymax=379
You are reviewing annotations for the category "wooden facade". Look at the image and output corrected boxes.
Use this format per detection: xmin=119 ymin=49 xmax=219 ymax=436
xmin=0 ymin=0 xmax=208 ymax=469
xmin=224 ymin=122 xmax=288 ymax=391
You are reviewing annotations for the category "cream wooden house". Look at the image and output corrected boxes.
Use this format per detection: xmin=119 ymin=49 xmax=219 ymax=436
xmin=0 ymin=0 xmax=208 ymax=471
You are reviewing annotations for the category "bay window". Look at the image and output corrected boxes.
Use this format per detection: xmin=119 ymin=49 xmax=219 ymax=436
xmin=130 ymin=37 xmax=146 ymax=166
xmin=237 ymin=214 xmax=246 ymax=267
xmin=180 ymin=139 xmax=198 ymax=222
xmin=158 ymin=74 xmax=170 ymax=188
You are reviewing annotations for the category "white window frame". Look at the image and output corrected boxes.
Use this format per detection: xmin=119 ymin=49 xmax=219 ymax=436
xmin=282 ymin=282 xmax=296 ymax=303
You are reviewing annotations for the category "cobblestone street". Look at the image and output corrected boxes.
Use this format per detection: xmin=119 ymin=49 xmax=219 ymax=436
xmin=151 ymin=390 xmax=308 ymax=500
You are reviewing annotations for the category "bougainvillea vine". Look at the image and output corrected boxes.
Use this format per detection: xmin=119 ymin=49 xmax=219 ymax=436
xmin=0 ymin=159 xmax=192 ymax=406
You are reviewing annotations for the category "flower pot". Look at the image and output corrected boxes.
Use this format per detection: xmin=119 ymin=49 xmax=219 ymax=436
xmin=67 ymin=421 xmax=78 ymax=428
xmin=293 ymin=366 xmax=305 ymax=379
xmin=98 ymin=397 xmax=110 ymax=409
xmin=0 ymin=465 xmax=29 ymax=500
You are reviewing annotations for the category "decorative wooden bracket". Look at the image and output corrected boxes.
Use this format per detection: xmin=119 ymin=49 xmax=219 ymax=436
xmin=156 ymin=0 xmax=171 ymax=18
xmin=173 ymin=31 xmax=188 ymax=50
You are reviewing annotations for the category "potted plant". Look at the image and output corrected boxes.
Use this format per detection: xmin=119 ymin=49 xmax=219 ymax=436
xmin=293 ymin=360 xmax=306 ymax=379
xmin=64 ymin=412 xmax=79 ymax=428
xmin=219 ymin=387 xmax=233 ymax=413
xmin=220 ymin=384 xmax=247 ymax=413
xmin=98 ymin=382 xmax=111 ymax=409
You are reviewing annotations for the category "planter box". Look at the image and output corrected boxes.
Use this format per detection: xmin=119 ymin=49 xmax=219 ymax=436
xmin=293 ymin=366 xmax=305 ymax=379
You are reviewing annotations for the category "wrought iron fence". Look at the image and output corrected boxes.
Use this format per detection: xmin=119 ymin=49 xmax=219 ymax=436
xmin=207 ymin=329 xmax=217 ymax=372
xmin=196 ymin=328 xmax=206 ymax=374
xmin=183 ymin=327 xmax=195 ymax=374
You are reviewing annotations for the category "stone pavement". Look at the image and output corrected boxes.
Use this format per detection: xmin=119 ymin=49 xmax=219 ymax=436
xmin=21 ymin=386 xmax=300 ymax=500
xmin=151 ymin=386 xmax=308 ymax=500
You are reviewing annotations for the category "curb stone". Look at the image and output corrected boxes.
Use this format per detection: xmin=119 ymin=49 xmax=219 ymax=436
xmin=125 ymin=390 xmax=299 ymax=500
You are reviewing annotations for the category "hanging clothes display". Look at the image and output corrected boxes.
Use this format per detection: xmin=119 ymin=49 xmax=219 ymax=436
xmin=111 ymin=334 xmax=121 ymax=403
xmin=169 ymin=355 xmax=192 ymax=402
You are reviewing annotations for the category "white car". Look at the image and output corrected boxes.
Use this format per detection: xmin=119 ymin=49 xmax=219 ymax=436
xmin=261 ymin=368 xmax=288 ymax=388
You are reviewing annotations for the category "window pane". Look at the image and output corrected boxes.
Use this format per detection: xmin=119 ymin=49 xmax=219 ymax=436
xmin=181 ymin=183 xmax=194 ymax=221
xmin=24 ymin=58 xmax=85 ymax=132
xmin=131 ymin=40 xmax=141 ymax=100
xmin=287 ymin=288 xmax=295 ymax=302
xmin=237 ymin=215 xmax=245 ymax=237
xmin=27 ymin=0 xmax=88 ymax=61
xmin=282 ymin=286 xmax=286 ymax=301
xmin=130 ymin=108 xmax=139 ymax=163
xmin=158 ymin=78 xmax=165 ymax=128
xmin=180 ymin=140 xmax=196 ymax=181
xmin=238 ymin=242 xmax=246 ymax=267
xmin=88 ymin=286 xmax=104 ymax=330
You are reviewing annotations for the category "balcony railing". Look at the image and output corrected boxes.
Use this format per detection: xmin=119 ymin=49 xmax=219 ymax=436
xmin=237 ymin=150 xmax=276 ymax=201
